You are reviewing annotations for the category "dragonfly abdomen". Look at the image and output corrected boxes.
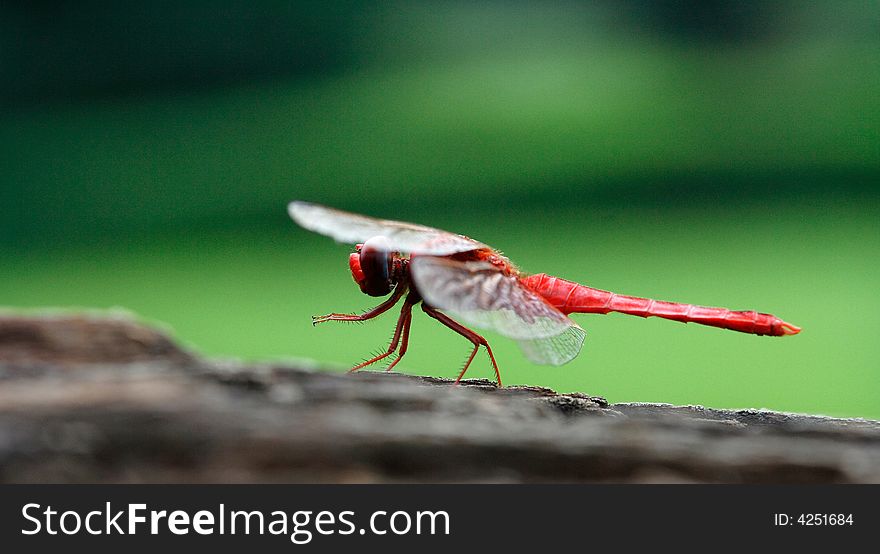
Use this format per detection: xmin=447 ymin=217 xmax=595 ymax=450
xmin=522 ymin=273 xmax=800 ymax=337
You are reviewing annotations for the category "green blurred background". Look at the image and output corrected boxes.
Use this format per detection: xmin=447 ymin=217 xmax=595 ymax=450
xmin=1 ymin=1 xmax=877 ymax=418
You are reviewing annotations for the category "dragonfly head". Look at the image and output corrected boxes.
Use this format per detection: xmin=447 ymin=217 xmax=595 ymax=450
xmin=349 ymin=236 xmax=396 ymax=297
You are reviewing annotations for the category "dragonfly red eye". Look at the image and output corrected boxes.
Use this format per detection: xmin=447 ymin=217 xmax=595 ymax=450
xmin=348 ymin=252 xmax=365 ymax=285
xmin=352 ymin=236 xmax=393 ymax=297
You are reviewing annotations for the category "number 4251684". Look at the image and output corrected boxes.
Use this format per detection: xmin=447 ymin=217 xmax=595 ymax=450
xmin=798 ymin=514 xmax=853 ymax=526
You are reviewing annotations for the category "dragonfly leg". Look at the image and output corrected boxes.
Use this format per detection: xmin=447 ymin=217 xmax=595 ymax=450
xmin=313 ymin=286 xmax=406 ymax=325
xmin=421 ymin=304 xmax=501 ymax=387
xmin=385 ymin=308 xmax=412 ymax=372
xmin=385 ymin=293 xmax=420 ymax=371
xmin=350 ymin=293 xmax=417 ymax=372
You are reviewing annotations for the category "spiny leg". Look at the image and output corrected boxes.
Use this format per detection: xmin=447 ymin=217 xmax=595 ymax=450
xmin=350 ymin=294 xmax=416 ymax=372
xmin=421 ymin=304 xmax=501 ymax=387
xmin=312 ymin=286 xmax=406 ymax=325
xmin=385 ymin=298 xmax=416 ymax=372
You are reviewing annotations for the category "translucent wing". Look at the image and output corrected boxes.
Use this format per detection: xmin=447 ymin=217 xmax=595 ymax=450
xmin=411 ymin=257 xmax=586 ymax=366
xmin=288 ymin=201 xmax=487 ymax=255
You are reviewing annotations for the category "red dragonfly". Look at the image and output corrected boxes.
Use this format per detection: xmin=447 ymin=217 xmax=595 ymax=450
xmin=289 ymin=201 xmax=800 ymax=386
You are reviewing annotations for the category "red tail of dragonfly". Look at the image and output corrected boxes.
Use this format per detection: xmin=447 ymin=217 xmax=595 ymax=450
xmin=289 ymin=201 xmax=800 ymax=387
xmin=521 ymin=274 xmax=800 ymax=337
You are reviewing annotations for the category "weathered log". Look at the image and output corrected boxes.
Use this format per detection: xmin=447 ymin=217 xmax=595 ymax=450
xmin=0 ymin=313 xmax=877 ymax=483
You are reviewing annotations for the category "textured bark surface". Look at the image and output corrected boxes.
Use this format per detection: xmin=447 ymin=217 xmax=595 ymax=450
xmin=1 ymin=313 xmax=878 ymax=483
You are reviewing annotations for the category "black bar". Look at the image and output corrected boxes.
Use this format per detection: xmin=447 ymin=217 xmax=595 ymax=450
xmin=0 ymin=485 xmax=875 ymax=551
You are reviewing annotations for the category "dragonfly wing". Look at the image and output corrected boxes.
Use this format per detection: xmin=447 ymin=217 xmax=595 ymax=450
xmin=411 ymin=257 xmax=585 ymax=366
xmin=288 ymin=201 xmax=487 ymax=255
xmin=514 ymin=327 xmax=587 ymax=366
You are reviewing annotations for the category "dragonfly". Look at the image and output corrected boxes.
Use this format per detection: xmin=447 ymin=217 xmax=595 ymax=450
xmin=288 ymin=201 xmax=800 ymax=386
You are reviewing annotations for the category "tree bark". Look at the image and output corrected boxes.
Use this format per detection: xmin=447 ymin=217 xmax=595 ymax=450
xmin=1 ymin=313 xmax=877 ymax=483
